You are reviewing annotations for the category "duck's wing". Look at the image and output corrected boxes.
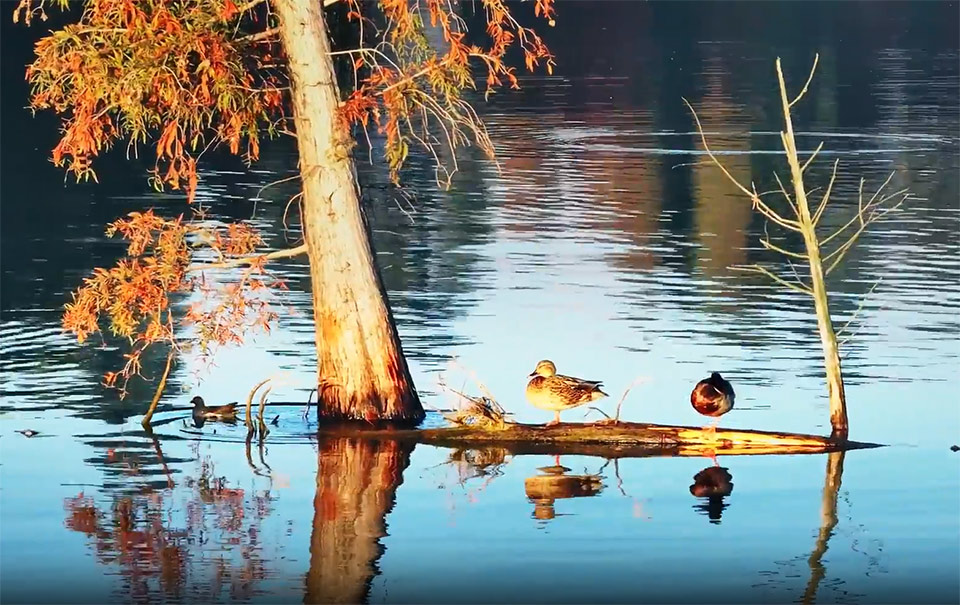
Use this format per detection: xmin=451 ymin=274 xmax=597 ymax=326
xmin=555 ymin=374 xmax=604 ymax=390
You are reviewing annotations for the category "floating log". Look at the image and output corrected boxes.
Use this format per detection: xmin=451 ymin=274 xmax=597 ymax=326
xmin=313 ymin=420 xmax=881 ymax=458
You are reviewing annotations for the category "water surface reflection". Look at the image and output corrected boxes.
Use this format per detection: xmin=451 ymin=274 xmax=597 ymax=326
xmin=2 ymin=1 xmax=958 ymax=603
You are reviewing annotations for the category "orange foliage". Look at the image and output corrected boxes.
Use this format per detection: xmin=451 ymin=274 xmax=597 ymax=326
xmin=21 ymin=0 xmax=285 ymax=202
xmin=17 ymin=0 xmax=556 ymax=395
xmin=62 ymin=209 xmax=286 ymax=397
xmin=337 ymin=0 xmax=557 ymax=184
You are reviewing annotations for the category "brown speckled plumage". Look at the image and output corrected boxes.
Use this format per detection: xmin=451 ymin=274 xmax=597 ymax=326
xmin=525 ymin=360 xmax=608 ymax=425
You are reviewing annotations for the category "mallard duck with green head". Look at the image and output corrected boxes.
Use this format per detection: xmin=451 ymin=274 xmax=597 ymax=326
xmin=525 ymin=359 xmax=608 ymax=426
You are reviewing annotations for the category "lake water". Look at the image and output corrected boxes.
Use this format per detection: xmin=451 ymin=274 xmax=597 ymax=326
xmin=1 ymin=2 xmax=959 ymax=603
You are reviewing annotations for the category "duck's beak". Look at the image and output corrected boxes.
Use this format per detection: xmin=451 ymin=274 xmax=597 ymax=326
xmin=529 ymin=371 xmax=537 ymax=377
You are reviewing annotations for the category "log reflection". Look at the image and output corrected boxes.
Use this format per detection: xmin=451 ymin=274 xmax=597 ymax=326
xmin=689 ymin=466 xmax=734 ymax=524
xmin=524 ymin=464 xmax=604 ymax=522
xmin=304 ymin=437 xmax=414 ymax=604
xmin=802 ymin=450 xmax=846 ymax=604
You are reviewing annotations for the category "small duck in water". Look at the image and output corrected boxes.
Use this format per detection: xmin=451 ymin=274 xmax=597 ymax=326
xmin=690 ymin=372 xmax=735 ymax=432
xmin=191 ymin=396 xmax=239 ymax=424
xmin=526 ymin=360 xmax=608 ymax=426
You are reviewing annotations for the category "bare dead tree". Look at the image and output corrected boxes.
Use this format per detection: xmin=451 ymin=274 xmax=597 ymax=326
xmin=684 ymin=54 xmax=909 ymax=440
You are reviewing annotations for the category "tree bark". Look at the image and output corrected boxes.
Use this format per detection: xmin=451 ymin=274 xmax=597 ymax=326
xmin=304 ymin=437 xmax=413 ymax=604
xmin=775 ymin=60 xmax=849 ymax=440
xmin=273 ymin=0 xmax=423 ymax=423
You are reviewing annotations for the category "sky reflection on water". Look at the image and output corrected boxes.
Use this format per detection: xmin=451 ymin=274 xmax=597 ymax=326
xmin=1 ymin=1 xmax=958 ymax=603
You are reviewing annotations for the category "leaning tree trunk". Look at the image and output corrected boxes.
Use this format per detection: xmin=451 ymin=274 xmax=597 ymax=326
xmin=273 ymin=0 xmax=423 ymax=423
xmin=305 ymin=437 xmax=413 ymax=603
xmin=776 ymin=63 xmax=848 ymax=439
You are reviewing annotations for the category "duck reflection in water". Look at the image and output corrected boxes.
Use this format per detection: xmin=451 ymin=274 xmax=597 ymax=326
xmin=690 ymin=466 xmax=734 ymax=524
xmin=524 ymin=459 xmax=604 ymax=522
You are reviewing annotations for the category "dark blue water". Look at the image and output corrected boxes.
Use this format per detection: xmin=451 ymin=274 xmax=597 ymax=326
xmin=1 ymin=2 xmax=958 ymax=603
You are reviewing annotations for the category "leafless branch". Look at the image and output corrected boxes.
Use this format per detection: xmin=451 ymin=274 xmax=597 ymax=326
xmin=187 ymin=244 xmax=308 ymax=272
xmin=773 ymin=170 xmax=801 ymax=219
xmin=760 ymin=237 xmax=808 ymax=260
xmin=732 ymin=264 xmax=813 ymax=295
xmin=824 ymin=193 xmax=907 ymax=275
xmin=801 ymin=140 xmax=824 ymax=173
xmin=812 ymin=159 xmax=839 ymax=226
xmin=683 ymin=98 xmax=760 ymax=199
xmin=836 ymin=279 xmax=883 ymax=344
xmin=789 ymin=53 xmax=820 ymax=108
xmin=238 ymin=26 xmax=280 ymax=44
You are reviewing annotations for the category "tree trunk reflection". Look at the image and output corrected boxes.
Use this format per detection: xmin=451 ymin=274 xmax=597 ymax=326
xmin=802 ymin=450 xmax=846 ymax=604
xmin=304 ymin=437 xmax=414 ymax=604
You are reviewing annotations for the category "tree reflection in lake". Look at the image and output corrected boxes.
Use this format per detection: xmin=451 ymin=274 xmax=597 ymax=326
xmin=63 ymin=451 xmax=276 ymax=602
xmin=305 ymin=437 xmax=413 ymax=604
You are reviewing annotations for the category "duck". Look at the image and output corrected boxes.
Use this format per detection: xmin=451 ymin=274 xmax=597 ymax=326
xmin=525 ymin=359 xmax=608 ymax=426
xmin=690 ymin=372 xmax=735 ymax=431
xmin=191 ymin=396 xmax=238 ymax=424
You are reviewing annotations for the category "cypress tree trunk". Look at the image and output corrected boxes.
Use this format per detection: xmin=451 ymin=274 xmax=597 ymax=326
xmin=273 ymin=0 xmax=423 ymax=423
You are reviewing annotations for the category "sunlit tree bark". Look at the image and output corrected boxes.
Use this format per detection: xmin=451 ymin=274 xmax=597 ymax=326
xmin=273 ymin=0 xmax=420 ymax=422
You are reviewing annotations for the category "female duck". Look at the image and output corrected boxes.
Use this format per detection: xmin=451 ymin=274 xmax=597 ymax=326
xmin=191 ymin=396 xmax=238 ymax=424
xmin=690 ymin=372 xmax=735 ymax=429
xmin=526 ymin=360 xmax=608 ymax=426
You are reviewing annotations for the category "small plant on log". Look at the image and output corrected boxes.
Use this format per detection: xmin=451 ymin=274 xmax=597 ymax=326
xmin=684 ymin=54 xmax=909 ymax=439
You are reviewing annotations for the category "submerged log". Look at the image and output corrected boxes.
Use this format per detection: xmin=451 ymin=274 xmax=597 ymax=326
xmin=313 ymin=420 xmax=880 ymax=458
